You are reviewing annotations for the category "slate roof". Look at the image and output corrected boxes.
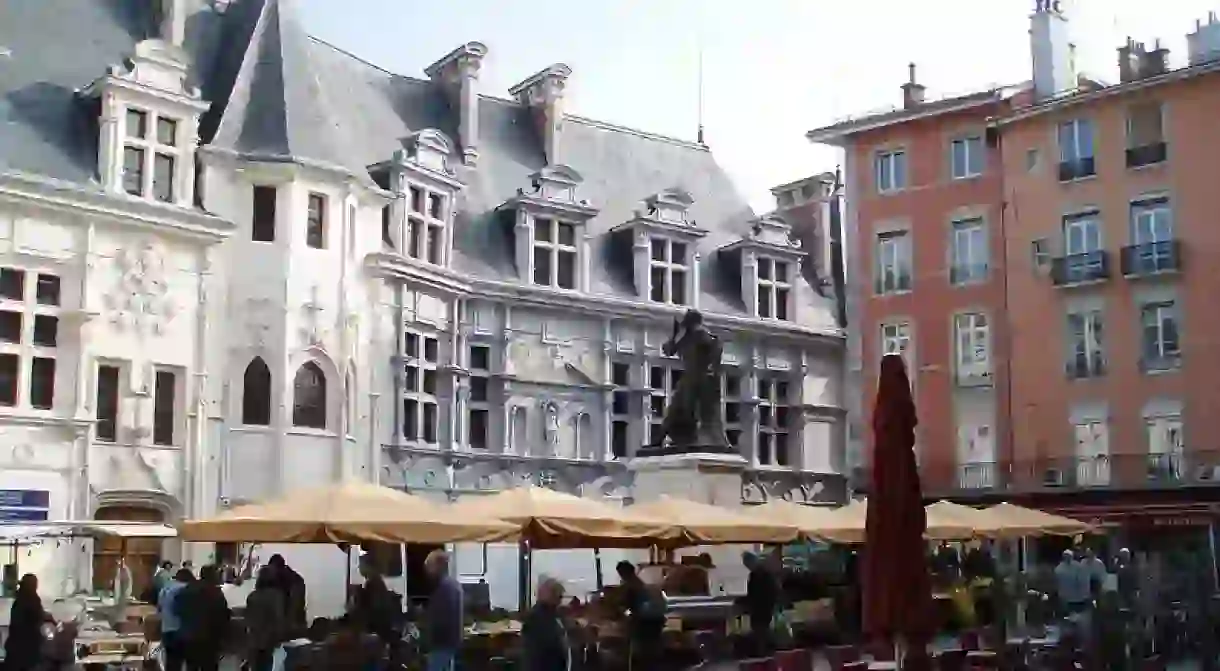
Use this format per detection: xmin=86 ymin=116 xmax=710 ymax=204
xmin=0 ymin=0 xmax=840 ymax=330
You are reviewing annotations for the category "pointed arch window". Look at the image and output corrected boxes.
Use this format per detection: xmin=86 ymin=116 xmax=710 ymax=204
xmin=292 ymin=361 xmax=327 ymax=429
xmin=241 ymin=357 xmax=272 ymax=426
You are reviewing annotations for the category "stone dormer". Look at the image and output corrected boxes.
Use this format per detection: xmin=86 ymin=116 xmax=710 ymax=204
xmin=504 ymin=164 xmax=598 ymax=291
xmin=424 ymin=42 xmax=488 ymax=167
xmin=719 ymin=215 xmax=806 ymax=321
xmin=85 ymin=39 xmax=209 ymax=206
xmin=609 ymin=188 xmax=706 ymax=307
xmin=369 ymin=129 xmax=463 ymax=267
xmin=508 ymin=64 xmax=571 ymax=166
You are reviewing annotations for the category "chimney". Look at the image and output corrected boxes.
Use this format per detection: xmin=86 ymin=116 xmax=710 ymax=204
xmin=1118 ymin=38 xmax=1143 ymax=82
xmin=1141 ymin=39 xmax=1170 ymax=77
xmin=425 ymin=42 xmax=488 ymax=167
xmin=508 ymin=64 xmax=572 ymax=166
xmin=1188 ymin=12 xmax=1220 ymax=65
xmin=901 ymin=63 xmax=926 ymax=109
xmin=159 ymin=0 xmax=186 ymax=47
xmin=1030 ymin=0 xmax=1075 ymax=99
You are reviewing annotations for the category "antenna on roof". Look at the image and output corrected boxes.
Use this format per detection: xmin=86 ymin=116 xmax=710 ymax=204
xmin=696 ymin=15 xmax=706 ymax=145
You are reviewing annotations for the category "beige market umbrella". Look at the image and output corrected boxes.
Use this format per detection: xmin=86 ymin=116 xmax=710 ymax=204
xmin=178 ymin=481 xmax=516 ymax=544
xmin=924 ymin=500 xmax=1012 ymax=538
xmin=814 ymin=499 xmax=975 ymax=544
xmin=984 ymin=502 xmax=1092 ymax=537
xmin=445 ymin=486 xmax=678 ymax=549
xmin=745 ymin=500 xmax=842 ymax=540
xmin=629 ymin=496 xmax=801 ymax=546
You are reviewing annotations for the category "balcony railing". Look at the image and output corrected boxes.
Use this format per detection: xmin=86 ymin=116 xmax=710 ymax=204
xmin=1051 ymin=251 xmax=1110 ymax=286
xmin=1058 ymin=157 xmax=1097 ymax=182
xmin=950 ymin=263 xmax=988 ymax=285
xmin=1126 ymin=142 xmax=1168 ymax=169
xmin=1066 ymin=353 xmax=1105 ymax=380
xmin=1120 ymin=240 xmax=1182 ymax=277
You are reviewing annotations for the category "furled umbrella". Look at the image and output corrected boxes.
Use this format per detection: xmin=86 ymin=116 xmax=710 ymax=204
xmin=863 ymin=355 xmax=933 ymax=668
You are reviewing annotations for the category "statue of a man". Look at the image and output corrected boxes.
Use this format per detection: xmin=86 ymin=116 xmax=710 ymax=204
xmin=646 ymin=309 xmax=730 ymax=449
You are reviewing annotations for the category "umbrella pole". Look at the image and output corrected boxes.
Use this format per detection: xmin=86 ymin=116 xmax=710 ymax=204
xmin=593 ymin=547 xmax=604 ymax=592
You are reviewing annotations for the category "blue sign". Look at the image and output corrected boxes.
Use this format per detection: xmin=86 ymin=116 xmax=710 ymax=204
xmin=0 ymin=509 xmax=49 ymax=522
xmin=0 ymin=490 xmax=49 ymax=508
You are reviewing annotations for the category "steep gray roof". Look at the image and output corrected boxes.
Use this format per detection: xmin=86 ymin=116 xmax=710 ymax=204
xmin=0 ymin=0 xmax=840 ymax=329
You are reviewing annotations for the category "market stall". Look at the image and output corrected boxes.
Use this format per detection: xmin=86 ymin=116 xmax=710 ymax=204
xmin=802 ymin=499 xmax=976 ymax=544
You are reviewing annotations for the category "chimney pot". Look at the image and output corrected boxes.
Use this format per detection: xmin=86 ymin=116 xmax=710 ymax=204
xmin=425 ymin=42 xmax=488 ymax=166
xmin=901 ymin=62 xmax=926 ymax=109
xmin=509 ymin=64 xmax=572 ymax=165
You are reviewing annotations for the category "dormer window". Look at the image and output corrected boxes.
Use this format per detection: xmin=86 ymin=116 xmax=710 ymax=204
xmin=718 ymin=214 xmax=804 ymax=322
xmin=611 ymin=188 xmax=703 ymax=307
xmin=121 ymin=107 xmax=180 ymax=202
xmin=506 ymin=165 xmax=599 ymax=292
xmin=371 ymin=129 xmax=463 ymax=268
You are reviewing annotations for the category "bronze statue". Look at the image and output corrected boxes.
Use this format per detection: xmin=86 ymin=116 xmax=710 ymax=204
xmin=646 ymin=309 xmax=730 ymax=450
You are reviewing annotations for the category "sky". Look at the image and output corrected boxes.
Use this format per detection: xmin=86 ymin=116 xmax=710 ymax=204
xmin=296 ymin=0 xmax=1220 ymax=212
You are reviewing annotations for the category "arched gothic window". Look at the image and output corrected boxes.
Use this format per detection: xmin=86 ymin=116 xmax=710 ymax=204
xmin=292 ymin=361 xmax=327 ymax=429
xmin=241 ymin=357 xmax=272 ymax=426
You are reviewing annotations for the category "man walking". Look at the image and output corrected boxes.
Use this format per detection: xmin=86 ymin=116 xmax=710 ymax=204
xmin=423 ymin=550 xmax=463 ymax=671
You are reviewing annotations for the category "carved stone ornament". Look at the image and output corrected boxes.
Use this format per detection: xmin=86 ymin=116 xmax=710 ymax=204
xmin=105 ymin=240 xmax=177 ymax=336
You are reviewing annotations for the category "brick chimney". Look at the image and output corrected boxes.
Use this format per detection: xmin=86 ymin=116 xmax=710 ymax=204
xmin=425 ymin=42 xmax=488 ymax=167
xmin=1118 ymin=38 xmax=1143 ymax=82
xmin=1141 ymin=39 xmax=1170 ymax=77
xmin=901 ymin=63 xmax=926 ymax=109
xmin=508 ymin=64 xmax=571 ymax=166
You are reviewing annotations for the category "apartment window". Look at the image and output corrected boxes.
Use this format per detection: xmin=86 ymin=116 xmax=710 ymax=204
xmin=402 ymin=331 xmax=440 ymax=444
xmin=241 ymin=357 xmax=272 ymax=426
xmin=466 ymin=344 xmax=490 ymax=450
xmin=532 ymin=218 xmax=578 ymax=290
xmin=722 ymin=368 xmax=743 ymax=450
xmin=957 ymin=425 xmax=996 ymax=489
xmin=1147 ymin=416 xmax=1184 ymax=459
xmin=954 ymin=313 xmax=990 ymax=379
xmin=121 ymin=108 xmax=178 ymax=202
xmin=1126 ymin=102 xmax=1166 ymax=168
xmin=405 ymin=185 xmax=446 ymax=265
xmin=291 ymin=361 xmax=327 ymax=429
xmin=950 ymin=136 xmax=984 ymax=179
xmin=1057 ymin=118 xmax=1096 ymax=180
xmin=757 ymin=376 xmax=792 ymax=467
xmin=756 ymin=257 xmax=791 ymax=320
xmin=880 ymin=322 xmax=911 ymax=359
xmin=874 ymin=150 xmax=907 ymax=193
xmin=610 ymin=361 xmax=632 ymax=459
xmin=306 ymin=193 xmax=326 ymax=249
xmin=1131 ymin=199 xmax=1172 ymax=245
xmin=251 ymin=186 xmax=277 ymax=242
xmin=96 ymin=364 xmax=121 ymax=442
xmin=1073 ymin=420 xmax=1111 ymax=486
xmin=152 ymin=369 xmax=176 ymax=446
xmin=1061 ymin=213 xmax=1104 ymax=281
xmin=381 ymin=205 xmax=394 ymax=250
xmin=647 ymin=362 xmax=682 ymax=445
xmin=1066 ymin=310 xmax=1105 ymax=378
xmin=950 ymin=218 xmax=987 ymax=284
xmin=875 ymin=231 xmax=912 ymax=294
xmin=0 ymin=267 xmax=60 ymax=410
xmin=648 ymin=238 xmax=688 ymax=305
xmin=1140 ymin=301 xmax=1180 ymax=371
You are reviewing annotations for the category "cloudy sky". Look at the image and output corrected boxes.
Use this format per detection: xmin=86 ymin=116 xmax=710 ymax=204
xmin=297 ymin=0 xmax=1220 ymax=211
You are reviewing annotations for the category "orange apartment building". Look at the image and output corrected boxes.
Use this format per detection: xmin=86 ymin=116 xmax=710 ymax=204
xmin=805 ymin=3 xmax=1220 ymax=535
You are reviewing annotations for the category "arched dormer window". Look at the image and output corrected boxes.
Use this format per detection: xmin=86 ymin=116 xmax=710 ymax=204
xmin=241 ymin=357 xmax=272 ymax=426
xmin=292 ymin=361 xmax=328 ymax=429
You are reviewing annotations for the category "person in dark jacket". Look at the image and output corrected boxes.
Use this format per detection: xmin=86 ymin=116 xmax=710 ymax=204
xmin=522 ymin=577 xmax=570 ymax=671
xmin=244 ymin=567 xmax=286 ymax=671
xmin=159 ymin=568 xmax=195 ymax=671
xmin=615 ymin=560 xmax=664 ymax=670
xmin=742 ymin=551 xmax=779 ymax=655
xmin=423 ymin=550 xmax=463 ymax=671
xmin=267 ymin=554 xmax=307 ymax=633
xmin=179 ymin=564 xmax=232 ymax=671
xmin=5 ymin=574 xmax=53 ymax=671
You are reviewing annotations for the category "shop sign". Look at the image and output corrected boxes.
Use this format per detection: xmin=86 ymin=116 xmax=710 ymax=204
xmin=0 ymin=489 xmax=49 ymax=521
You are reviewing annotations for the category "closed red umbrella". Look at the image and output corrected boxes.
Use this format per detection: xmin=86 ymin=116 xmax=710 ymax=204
xmin=863 ymin=355 xmax=933 ymax=664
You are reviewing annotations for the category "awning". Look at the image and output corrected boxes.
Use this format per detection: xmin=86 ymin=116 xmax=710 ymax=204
xmin=0 ymin=521 xmax=178 ymax=540
xmin=0 ymin=525 xmax=60 ymax=542
xmin=80 ymin=523 xmax=177 ymax=539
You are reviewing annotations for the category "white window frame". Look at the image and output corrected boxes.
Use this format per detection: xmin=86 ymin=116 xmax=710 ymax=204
xmin=875 ymin=232 xmax=912 ymax=294
xmin=1131 ymin=200 xmax=1173 ymax=245
xmin=0 ymin=267 xmax=60 ymax=412
xmin=121 ymin=107 xmax=180 ymax=203
xmin=1140 ymin=301 xmax=1180 ymax=368
xmin=1058 ymin=118 xmax=1095 ymax=163
xmin=609 ymin=360 xmax=633 ymax=459
xmin=1146 ymin=415 xmax=1184 ymax=480
xmin=950 ymin=219 xmax=987 ymax=285
xmin=950 ymin=136 xmax=984 ymax=179
xmin=1072 ymin=420 xmax=1111 ymax=486
xmin=721 ymin=367 xmax=744 ymax=452
xmin=880 ymin=322 xmax=911 ymax=358
xmin=401 ymin=329 xmax=441 ymax=445
xmin=465 ymin=342 xmax=491 ymax=450
xmin=1067 ymin=310 xmax=1104 ymax=377
xmin=756 ymin=375 xmax=792 ymax=467
xmin=1063 ymin=215 xmax=1102 ymax=256
xmin=531 ymin=217 xmax=580 ymax=290
xmin=405 ymin=183 xmax=448 ymax=266
xmin=755 ymin=256 xmax=791 ymax=320
xmin=1126 ymin=102 xmax=1165 ymax=148
xmin=646 ymin=360 xmax=682 ymax=445
xmin=957 ymin=424 xmax=995 ymax=489
xmin=648 ymin=237 xmax=690 ymax=305
xmin=875 ymin=150 xmax=907 ymax=193
xmin=954 ymin=313 xmax=990 ymax=378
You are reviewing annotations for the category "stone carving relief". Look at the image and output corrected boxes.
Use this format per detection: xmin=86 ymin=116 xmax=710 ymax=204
xmin=105 ymin=240 xmax=177 ymax=335
xmin=242 ymin=297 xmax=276 ymax=349
xmin=740 ymin=471 xmax=837 ymax=505
xmin=541 ymin=400 xmax=561 ymax=457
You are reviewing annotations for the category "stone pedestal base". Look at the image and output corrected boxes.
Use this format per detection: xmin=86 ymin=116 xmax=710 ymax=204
xmin=628 ymin=450 xmax=750 ymax=595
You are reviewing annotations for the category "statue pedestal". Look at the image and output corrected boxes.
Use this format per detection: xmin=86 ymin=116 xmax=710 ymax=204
xmin=628 ymin=449 xmax=750 ymax=595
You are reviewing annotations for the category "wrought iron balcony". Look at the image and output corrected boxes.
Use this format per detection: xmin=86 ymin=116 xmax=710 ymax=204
xmin=1126 ymin=142 xmax=1168 ymax=169
xmin=1120 ymin=240 xmax=1182 ymax=277
xmin=1058 ymin=157 xmax=1096 ymax=182
xmin=949 ymin=263 xmax=988 ymax=285
xmin=1050 ymin=251 xmax=1110 ymax=286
